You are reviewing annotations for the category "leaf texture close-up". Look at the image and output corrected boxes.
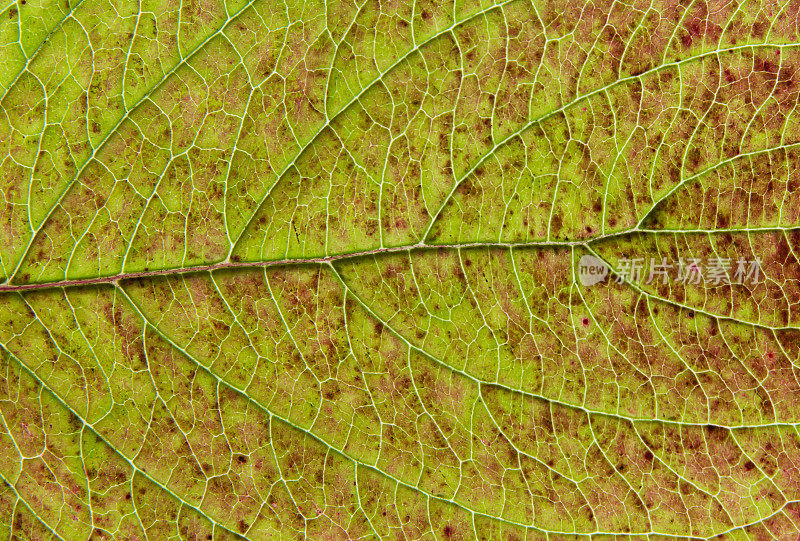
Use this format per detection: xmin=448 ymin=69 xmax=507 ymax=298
xmin=1 ymin=0 xmax=800 ymax=538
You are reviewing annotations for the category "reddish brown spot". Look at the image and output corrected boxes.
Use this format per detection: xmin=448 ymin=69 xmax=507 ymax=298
xmin=582 ymin=317 xmax=590 ymax=327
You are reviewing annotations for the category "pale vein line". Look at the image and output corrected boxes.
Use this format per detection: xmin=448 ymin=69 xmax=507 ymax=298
xmin=0 ymin=345 xmax=248 ymax=540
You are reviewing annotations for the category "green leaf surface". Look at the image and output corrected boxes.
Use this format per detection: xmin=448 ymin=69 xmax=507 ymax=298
xmin=1 ymin=0 xmax=800 ymax=538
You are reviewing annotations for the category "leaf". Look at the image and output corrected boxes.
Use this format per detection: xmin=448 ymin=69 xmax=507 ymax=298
xmin=1 ymin=0 xmax=800 ymax=537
